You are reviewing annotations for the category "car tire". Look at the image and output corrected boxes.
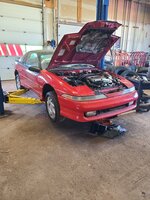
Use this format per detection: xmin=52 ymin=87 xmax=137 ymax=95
xmin=45 ymin=91 xmax=61 ymax=122
xmin=114 ymin=66 xmax=127 ymax=75
xmin=15 ymin=73 xmax=24 ymax=90
xmin=121 ymin=70 xmax=150 ymax=90
xmin=137 ymin=67 xmax=148 ymax=74
xmin=121 ymin=69 xmax=137 ymax=78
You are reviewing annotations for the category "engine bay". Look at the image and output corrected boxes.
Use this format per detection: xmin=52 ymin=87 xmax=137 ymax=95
xmin=53 ymin=69 xmax=126 ymax=91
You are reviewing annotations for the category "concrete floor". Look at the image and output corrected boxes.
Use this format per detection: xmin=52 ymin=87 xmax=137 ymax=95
xmin=0 ymin=80 xmax=150 ymax=200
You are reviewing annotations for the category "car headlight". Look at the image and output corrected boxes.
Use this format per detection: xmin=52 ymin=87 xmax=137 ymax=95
xmin=123 ymin=86 xmax=135 ymax=94
xmin=62 ymin=94 xmax=107 ymax=101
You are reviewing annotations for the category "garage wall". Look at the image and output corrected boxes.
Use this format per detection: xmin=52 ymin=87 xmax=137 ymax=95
xmin=82 ymin=0 xmax=96 ymax=22
xmin=17 ymin=0 xmax=42 ymax=5
xmin=58 ymin=23 xmax=82 ymax=43
xmin=59 ymin=0 xmax=77 ymax=22
xmin=0 ymin=1 xmax=43 ymax=80
xmin=57 ymin=0 xmax=96 ymax=46
xmin=108 ymin=0 xmax=150 ymax=52
xmin=56 ymin=0 xmax=150 ymax=53
xmin=0 ymin=57 xmax=17 ymax=80
xmin=0 ymin=2 xmax=43 ymax=46
xmin=59 ymin=0 xmax=96 ymax=22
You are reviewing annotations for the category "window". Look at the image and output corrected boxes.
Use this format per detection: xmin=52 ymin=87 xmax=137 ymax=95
xmin=26 ymin=53 xmax=39 ymax=68
xmin=20 ymin=53 xmax=28 ymax=64
xmin=40 ymin=53 xmax=53 ymax=69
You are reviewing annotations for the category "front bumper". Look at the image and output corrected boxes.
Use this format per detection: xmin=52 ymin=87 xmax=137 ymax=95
xmin=58 ymin=91 xmax=138 ymax=122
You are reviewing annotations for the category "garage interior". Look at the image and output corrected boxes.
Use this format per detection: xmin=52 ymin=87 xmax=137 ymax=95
xmin=0 ymin=0 xmax=150 ymax=200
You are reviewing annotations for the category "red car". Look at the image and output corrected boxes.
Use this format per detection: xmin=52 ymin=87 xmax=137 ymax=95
xmin=15 ymin=20 xmax=138 ymax=122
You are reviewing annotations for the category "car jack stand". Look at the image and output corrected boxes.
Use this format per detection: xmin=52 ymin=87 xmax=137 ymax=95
xmin=89 ymin=119 xmax=127 ymax=139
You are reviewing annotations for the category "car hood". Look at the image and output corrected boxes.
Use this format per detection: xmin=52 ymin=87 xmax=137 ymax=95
xmin=47 ymin=20 xmax=121 ymax=69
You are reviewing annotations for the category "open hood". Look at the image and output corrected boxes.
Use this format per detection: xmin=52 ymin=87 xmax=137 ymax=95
xmin=47 ymin=20 xmax=121 ymax=69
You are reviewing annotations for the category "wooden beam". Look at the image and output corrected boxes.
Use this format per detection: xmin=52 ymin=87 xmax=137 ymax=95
xmin=53 ymin=0 xmax=57 ymax=9
xmin=0 ymin=0 xmax=42 ymax=8
xmin=44 ymin=0 xmax=56 ymax=9
xmin=77 ymin=0 xmax=82 ymax=23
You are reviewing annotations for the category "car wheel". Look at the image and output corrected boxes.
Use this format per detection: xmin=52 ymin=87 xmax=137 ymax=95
xmin=15 ymin=73 xmax=23 ymax=90
xmin=45 ymin=91 xmax=61 ymax=122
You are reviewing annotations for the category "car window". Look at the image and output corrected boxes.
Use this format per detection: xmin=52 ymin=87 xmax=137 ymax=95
xmin=26 ymin=53 xmax=39 ymax=68
xmin=40 ymin=54 xmax=52 ymax=69
xmin=40 ymin=54 xmax=52 ymax=62
xmin=41 ymin=58 xmax=51 ymax=69
xmin=40 ymin=54 xmax=53 ymax=69
xmin=19 ymin=53 xmax=28 ymax=64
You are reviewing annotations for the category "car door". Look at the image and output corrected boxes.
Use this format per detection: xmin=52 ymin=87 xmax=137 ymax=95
xmin=15 ymin=52 xmax=29 ymax=88
xmin=24 ymin=52 xmax=41 ymax=95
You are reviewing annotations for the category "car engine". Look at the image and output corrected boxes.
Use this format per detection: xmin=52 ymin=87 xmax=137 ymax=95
xmin=54 ymin=69 xmax=125 ymax=90
xmin=78 ymin=73 xmax=115 ymax=89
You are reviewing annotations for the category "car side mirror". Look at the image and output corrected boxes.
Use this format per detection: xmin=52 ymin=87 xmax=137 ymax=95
xmin=28 ymin=66 xmax=40 ymax=73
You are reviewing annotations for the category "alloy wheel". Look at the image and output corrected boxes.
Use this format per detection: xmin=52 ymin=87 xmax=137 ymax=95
xmin=47 ymin=96 xmax=56 ymax=119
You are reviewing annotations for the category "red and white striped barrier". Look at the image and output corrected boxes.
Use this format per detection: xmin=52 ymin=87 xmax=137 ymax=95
xmin=0 ymin=44 xmax=23 ymax=56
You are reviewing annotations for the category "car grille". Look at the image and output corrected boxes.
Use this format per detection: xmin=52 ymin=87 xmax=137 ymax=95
xmin=96 ymin=104 xmax=129 ymax=115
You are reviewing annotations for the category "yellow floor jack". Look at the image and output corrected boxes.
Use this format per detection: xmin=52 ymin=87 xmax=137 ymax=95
xmin=4 ymin=89 xmax=43 ymax=104
xmin=0 ymin=79 xmax=43 ymax=116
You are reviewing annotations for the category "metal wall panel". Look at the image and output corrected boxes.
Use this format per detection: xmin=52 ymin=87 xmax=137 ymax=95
xmin=0 ymin=2 xmax=42 ymax=19
xmin=58 ymin=23 xmax=82 ymax=43
xmin=0 ymin=2 xmax=43 ymax=80
xmin=0 ymin=32 xmax=43 ymax=46
xmin=0 ymin=2 xmax=43 ymax=45
xmin=0 ymin=57 xmax=16 ymax=80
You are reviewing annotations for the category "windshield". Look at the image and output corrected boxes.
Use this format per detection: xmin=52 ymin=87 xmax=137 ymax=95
xmin=39 ymin=52 xmax=53 ymax=69
xmin=49 ymin=64 xmax=95 ymax=71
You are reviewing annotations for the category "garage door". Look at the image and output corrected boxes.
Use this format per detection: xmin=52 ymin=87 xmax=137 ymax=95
xmin=0 ymin=57 xmax=18 ymax=80
xmin=0 ymin=2 xmax=43 ymax=46
xmin=0 ymin=44 xmax=23 ymax=80
xmin=58 ymin=23 xmax=83 ymax=43
xmin=0 ymin=2 xmax=43 ymax=80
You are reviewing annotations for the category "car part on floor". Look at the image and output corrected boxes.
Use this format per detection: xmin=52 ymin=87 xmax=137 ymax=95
xmin=89 ymin=119 xmax=127 ymax=138
xmin=136 ymin=80 xmax=150 ymax=112
xmin=116 ymin=68 xmax=150 ymax=113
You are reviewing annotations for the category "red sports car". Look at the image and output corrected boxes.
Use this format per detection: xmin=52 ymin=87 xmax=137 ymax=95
xmin=15 ymin=20 xmax=138 ymax=122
